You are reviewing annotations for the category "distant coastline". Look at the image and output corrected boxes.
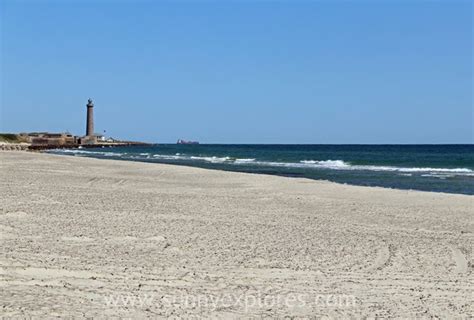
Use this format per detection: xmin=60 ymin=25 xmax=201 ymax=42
xmin=0 ymin=132 xmax=151 ymax=151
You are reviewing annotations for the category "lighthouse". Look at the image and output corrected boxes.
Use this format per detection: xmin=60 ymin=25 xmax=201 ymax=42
xmin=86 ymin=98 xmax=94 ymax=137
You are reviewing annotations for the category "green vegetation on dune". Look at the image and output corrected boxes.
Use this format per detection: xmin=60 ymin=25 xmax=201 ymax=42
xmin=0 ymin=133 xmax=28 ymax=143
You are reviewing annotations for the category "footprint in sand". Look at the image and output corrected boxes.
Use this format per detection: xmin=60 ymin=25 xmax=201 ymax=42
xmin=146 ymin=236 xmax=166 ymax=242
xmin=61 ymin=236 xmax=95 ymax=242
xmin=87 ymin=177 xmax=101 ymax=185
xmin=0 ymin=224 xmax=16 ymax=239
xmin=110 ymin=236 xmax=137 ymax=242
xmin=0 ymin=211 xmax=29 ymax=219
xmin=450 ymin=246 xmax=468 ymax=274
xmin=366 ymin=242 xmax=393 ymax=272
xmin=108 ymin=235 xmax=166 ymax=242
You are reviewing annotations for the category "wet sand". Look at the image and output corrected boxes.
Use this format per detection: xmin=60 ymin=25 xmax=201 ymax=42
xmin=0 ymin=151 xmax=472 ymax=318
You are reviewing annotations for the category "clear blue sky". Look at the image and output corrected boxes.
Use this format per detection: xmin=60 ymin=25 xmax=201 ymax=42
xmin=1 ymin=1 xmax=472 ymax=144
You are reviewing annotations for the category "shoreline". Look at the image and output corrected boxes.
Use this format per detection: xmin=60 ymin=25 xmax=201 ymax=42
xmin=1 ymin=151 xmax=472 ymax=317
xmin=46 ymin=149 xmax=474 ymax=196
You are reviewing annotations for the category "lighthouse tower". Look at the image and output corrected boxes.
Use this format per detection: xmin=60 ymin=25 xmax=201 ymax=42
xmin=86 ymin=98 xmax=94 ymax=137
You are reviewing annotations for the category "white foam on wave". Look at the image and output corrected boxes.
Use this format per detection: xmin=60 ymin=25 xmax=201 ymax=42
xmin=154 ymin=154 xmax=255 ymax=164
xmin=190 ymin=156 xmax=231 ymax=163
xmin=234 ymin=158 xmax=256 ymax=163
xmin=300 ymin=160 xmax=349 ymax=168
xmin=51 ymin=149 xmax=124 ymax=157
xmin=153 ymin=154 xmax=186 ymax=160
xmin=421 ymin=173 xmax=450 ymax=179
xmin=297 ymin=159 xmax=473 ymax=175
xmin=239 ymin=159 xmax=473 ymax=176
xmin=354 ymin=165 xmax=473 ymax=174
xmin=301 ymin=160 xmax=474 ymax=177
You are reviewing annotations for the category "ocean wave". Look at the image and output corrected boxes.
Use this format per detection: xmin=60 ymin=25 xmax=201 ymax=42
xmin=352 ymin=165 xmax=472 ymax=174
xmin=152 ymin=154 xmax=256 ymax=164
xmin=421 ymin=174 xmax=453 ymax=179
xmin=240 ymin=159 xmax=473 ymax=176
xmin=234 ymin=158 xmax=256 ymax=163
xmin=51 ymin=149 xmax=125 ymax=157
xmin=190 ymin=156 xmax=231 ymax=163
xmin=152 ymin=154 xmax=185 ymax=160
xmin=297 ymin=159 xmax=473 ymax=175
xmin=300 ymin=160 xmax=349 ymax=168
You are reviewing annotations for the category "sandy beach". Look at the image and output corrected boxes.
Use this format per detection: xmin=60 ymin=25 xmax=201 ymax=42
xmin=0 ymin=151 xmax=472 ymax=318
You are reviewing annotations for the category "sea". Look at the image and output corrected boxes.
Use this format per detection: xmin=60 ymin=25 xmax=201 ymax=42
xmin=49 ymin=144 xmax=474 ymax=195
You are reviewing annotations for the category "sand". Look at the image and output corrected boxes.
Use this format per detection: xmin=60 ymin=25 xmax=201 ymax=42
xmin=0 ymin=151 xmax=472 ymax=318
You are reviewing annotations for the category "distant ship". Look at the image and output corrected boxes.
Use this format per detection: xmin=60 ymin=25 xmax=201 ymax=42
xmin=177 ymin=139 xmax=199 ymax=145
